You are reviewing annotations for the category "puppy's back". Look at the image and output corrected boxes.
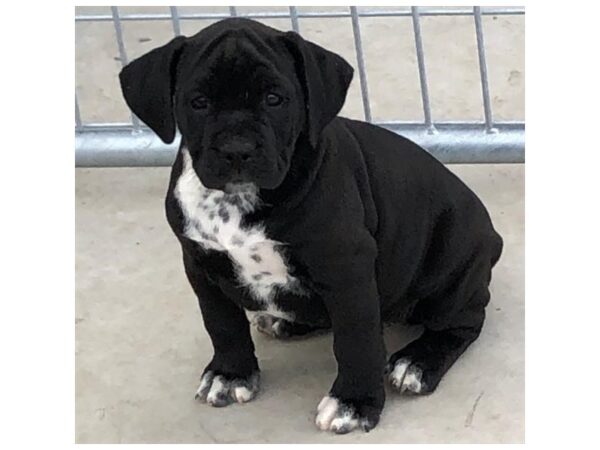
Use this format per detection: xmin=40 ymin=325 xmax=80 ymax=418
xmin=326 ymin=117 xmax=502 ymax=306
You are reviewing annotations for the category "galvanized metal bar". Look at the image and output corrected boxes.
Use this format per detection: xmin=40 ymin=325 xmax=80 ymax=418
xmin=229 ymin=6 xmax=238 ymax=17
xmin=111 ymin=7 xmax=129 ymax=66
xmin=77 ymin=120 xmax=523 ymax=131
xmin=170 ymin=6 xmax=181 ymax=36
xmin=289 ymin=6 xmax=300 ymax=33
xmin=350 ymin=6 xmax=372 ymax=122
xmin=473 ymin=6 xmax=495 ymax=133
xmin=76 ymin=7 xmax=525 ymax=22
xmin=411 ymin=7 xmax=435 ymax=133
xmin=111 ymin=6 xmax=141 ymax=130
xmin=75 ymin=123 xmax=524 ymax=167
xmin=76 ymin=128 xmax=180 ymax=167
xmin=75 ymin=95 xmax=82 ymax=130
xmin=384 ymin=123 xmax=523 ymax=163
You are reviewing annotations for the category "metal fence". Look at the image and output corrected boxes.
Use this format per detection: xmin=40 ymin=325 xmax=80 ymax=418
xmin=75 ymin=6 xmax=525 ymax=167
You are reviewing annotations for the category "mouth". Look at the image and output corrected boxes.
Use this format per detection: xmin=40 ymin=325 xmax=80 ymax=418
xmin=194 ymin=155 xmax=285 ymax=191
xmin=224 ymin=181 xmax=257 ymax=195
xmin=225 ymin=170 xmax=252 ymax=185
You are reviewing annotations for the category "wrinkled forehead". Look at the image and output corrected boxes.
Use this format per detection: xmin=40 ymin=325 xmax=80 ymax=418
xmin=178 ymin=29 xmax=295 ymax=94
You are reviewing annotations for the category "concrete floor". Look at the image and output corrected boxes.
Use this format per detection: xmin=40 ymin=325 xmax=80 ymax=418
xmin=75 ymin=164 xmax=524 ymax=443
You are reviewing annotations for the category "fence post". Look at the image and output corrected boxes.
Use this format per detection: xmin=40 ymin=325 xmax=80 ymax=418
xmin=473 ymin=6 xmax=497 ymax=134
xmin=110 ymin=6 xmax=141 ymax=130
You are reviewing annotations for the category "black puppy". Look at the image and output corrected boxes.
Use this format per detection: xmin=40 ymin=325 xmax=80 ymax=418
xmin=119 ymin=18 xmax=503 ymax=434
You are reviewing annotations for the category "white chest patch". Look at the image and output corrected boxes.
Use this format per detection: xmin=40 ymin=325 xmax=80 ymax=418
xmin=175 ymin=147 xmax=298 ymax=303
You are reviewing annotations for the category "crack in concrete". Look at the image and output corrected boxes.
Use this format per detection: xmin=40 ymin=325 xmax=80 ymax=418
xmin=464 ymin=391 xmax=485 ymax=428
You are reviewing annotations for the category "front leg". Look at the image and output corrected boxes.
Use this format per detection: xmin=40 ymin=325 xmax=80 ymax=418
xmin=183 ymin=250 xmax=260 ymax=407
xmin=313 ymin=256 xmax=386 ymax=434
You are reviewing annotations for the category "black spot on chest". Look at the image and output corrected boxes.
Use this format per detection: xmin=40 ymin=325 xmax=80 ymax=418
xmin=218 ymin=206 xmax=230 ymax=222
xmin=231 ymin=235 xmax=245 ymax=246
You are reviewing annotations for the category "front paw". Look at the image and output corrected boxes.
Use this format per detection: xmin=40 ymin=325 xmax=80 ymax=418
xmin=315 ymin=395 xmax=382 ymax=434
xmin=195 ymin=370 xmax=260 ymax=407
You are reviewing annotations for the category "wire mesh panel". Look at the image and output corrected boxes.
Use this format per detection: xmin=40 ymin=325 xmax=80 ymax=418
xmin=75 ymin=5 xmax=525 ymax=166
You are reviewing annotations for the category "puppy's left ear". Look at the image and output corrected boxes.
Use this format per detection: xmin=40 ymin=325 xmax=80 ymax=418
xmin=119 ymin=36 xmax=186 ymax=143
xmin=283 ymin=32 xmax=354 ymax=147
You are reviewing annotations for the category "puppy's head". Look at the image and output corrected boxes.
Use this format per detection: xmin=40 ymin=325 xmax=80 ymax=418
xmin=119 ymin=18 xmax=353 ymax=190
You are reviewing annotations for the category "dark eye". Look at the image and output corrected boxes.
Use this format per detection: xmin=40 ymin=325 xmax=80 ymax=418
xmin=265 ymin=93 xmax=283 ymax=107
xmin=190 ymin=95 xmax=209 ymax=110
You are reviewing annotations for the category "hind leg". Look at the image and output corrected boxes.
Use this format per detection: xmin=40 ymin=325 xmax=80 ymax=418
xmin=386 ymin=286 xmax=489 ymax=395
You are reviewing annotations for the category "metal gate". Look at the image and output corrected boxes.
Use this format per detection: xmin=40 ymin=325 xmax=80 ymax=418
xmin=75 ymin=6 xmax=525 ymax=167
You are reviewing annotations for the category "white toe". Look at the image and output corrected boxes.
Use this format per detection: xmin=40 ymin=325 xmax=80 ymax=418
xmin=315 ymin=396 xmax=363 ymax=433
xmin=196 ymin=372 xmax=259 ymax=405
xmin=330 ymin=413 xmax=359 ymax=433
xmin=315 ymin=396 xmax=339 ymax=430
xmin=317 ymin=395 xmax=335 ymax=412
xmin=234 ymin=385 xmax=254 ymax=403
xmin=206 ymin=375 xmax=226 ymax=404
xmin=195 ymin=371 xmax=213 ymax=399
xmin=389 ymin=358 xmax=411 ymax=388
xmin=401 ymin=365 xmax=423 ymax=393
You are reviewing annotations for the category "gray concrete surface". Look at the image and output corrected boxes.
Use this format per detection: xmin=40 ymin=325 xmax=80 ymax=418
xmin=75 ymin=164 xmax=524 ymax=443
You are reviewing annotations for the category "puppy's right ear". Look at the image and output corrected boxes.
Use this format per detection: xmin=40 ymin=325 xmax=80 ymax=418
xmin=283 ymin=32 xmax=354 ymax=147
xmin=119 ymin=36 xmax=186 ymax=143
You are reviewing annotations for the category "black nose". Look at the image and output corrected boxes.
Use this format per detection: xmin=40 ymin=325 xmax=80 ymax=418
xmin=220 ymin=140 xmax=255 ymax=166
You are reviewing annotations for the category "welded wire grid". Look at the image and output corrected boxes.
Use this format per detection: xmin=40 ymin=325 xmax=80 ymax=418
xmin=75 ymin=6 xmax=525 ymax=166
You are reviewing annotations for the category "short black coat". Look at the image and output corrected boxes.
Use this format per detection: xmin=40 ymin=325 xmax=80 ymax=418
xmin=165 ymin=115 xmax=503 ymax=330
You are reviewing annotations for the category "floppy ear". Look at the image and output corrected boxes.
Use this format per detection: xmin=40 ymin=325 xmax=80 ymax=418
xmin=119 ymin=36 xmax=186 ymax=143
xmin=283 ymin=31 xmax=354 ymax=147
